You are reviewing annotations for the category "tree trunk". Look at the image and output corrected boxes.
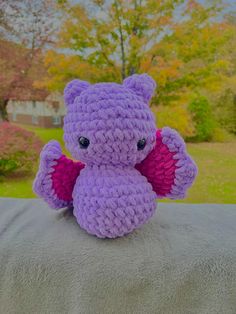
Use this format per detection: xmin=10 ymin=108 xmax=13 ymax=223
xmin=120 ymin=27 xmax=126 ymax=80
xmin=114 ymin=0 xmax=126 ymax=80
xmin=0 ymin=99 xmax=9 ymax=121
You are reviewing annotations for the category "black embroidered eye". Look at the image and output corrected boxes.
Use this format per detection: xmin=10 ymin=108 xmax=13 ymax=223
xmin=78 ymin=136 xmax=90 ymax=149
xmin=137 ymin=138 xmax=146 ymax=150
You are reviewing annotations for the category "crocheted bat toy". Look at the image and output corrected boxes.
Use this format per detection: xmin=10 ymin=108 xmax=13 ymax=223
xmin=33 ymin=74 xmax=197 ymax=238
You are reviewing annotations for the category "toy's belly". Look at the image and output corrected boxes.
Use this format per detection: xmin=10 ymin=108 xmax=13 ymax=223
xmin=72 ymin=166 xmax=157 ymax=238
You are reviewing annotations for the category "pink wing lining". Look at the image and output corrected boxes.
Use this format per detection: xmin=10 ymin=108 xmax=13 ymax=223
xmin=136 ymin=127 xmax=197 ymax=199
xmin=33 ymin=140 xmax=84 ymax=209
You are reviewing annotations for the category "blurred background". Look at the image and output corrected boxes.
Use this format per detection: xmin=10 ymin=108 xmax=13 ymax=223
xmin=0 ymin=0 xmax=235 ymax=203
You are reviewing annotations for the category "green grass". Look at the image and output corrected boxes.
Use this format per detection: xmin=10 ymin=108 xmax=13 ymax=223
xmin=166 ymin=141 xmax=236 ymax=204
xmin=21 ymin=125 xmax=65 ymax=150
xmin=1 ymin=124 xmax=236 ymax=203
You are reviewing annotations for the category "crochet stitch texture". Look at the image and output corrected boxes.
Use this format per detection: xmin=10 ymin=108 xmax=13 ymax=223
xmin=33 ymin=74 xmax=197 ymax=238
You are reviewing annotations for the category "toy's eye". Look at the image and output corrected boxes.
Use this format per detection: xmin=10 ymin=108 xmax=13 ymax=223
xmin=78 ymin=136 xmax=90 ymax=149
xmin=137 ymin=138 xmax=146 ymax=150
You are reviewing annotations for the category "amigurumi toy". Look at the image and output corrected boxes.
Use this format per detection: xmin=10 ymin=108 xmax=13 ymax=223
xmin=33 ymin=74 xmax=197 ymax=238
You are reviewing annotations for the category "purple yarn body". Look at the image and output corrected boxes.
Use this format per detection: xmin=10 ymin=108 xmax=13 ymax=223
xmin=63 ymin=76 xmax=157 ymax=237
xmin=73 ymin=166 xmax=156 ymax=238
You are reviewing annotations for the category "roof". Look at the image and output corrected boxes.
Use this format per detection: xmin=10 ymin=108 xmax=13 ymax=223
xmin=8 ymin=80 xmax=50 ymax=101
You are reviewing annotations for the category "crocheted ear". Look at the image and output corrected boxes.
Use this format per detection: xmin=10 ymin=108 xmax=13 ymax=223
xmin=64 ymin=79 xmax=90 ymax=107
xmin=123 ymin=74 xmax=156 ymax=104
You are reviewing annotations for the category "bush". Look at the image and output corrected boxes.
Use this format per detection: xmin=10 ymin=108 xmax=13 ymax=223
xmin=188 ymin=96 xmax=216 ymax=142
xmin=214 ymin=89 xmax=236 ymax=135
xmin=152 ymin=104 xmax=195 ymax=139
xmin=0 ymin=122 xmax=43 ymax=176
xmin=211 ymin=127 xmax=235 ymax=142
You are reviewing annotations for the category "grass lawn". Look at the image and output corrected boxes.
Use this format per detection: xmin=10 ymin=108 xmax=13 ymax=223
xmin=1 ymin=124 xmax=236 ymax=203
xmin=19 ymin=125 xmax=66 ymax=151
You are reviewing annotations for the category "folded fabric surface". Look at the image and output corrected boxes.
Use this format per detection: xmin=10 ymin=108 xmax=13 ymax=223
xmin=0 ymin=198 xmax=236 ymax=314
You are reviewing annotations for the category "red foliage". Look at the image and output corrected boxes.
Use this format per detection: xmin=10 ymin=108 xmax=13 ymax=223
xmin=0 ymin=40 xmax=49 ymax=101
xmin=0 ymin=0 xmax=56 ymax=112
xmin=0 ymin=122 xmax=43 ymax=175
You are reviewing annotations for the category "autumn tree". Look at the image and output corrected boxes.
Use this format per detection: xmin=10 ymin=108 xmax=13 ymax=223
xmin=39 ymin=0 xmax=236 ymax=138
xmin=0 ymin=0 xmax=57 ymax=120
xmin=40 ymin=0 xmax=185 ymax=89
xmin=43 ymin=0 xmax=232 ymax=85
xmin=146 ymin=6 xmax=232 ymax=99
xmin=212 ymin=13 xmax=236 ymax=135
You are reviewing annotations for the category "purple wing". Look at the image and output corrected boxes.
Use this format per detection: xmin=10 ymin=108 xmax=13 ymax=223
xmin=136 ymin=127 xmax=197 ymax=199
xmin=33 ymin=140 xmax=84 ymax=209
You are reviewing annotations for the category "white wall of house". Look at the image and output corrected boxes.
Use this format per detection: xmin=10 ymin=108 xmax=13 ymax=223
xmin=7 ymin=92 xmax=66 ymax=117
xmin=7 ymin=100 xmax=45 ymax=116
xmin=7 ymin=92 xmax=66 ymax=126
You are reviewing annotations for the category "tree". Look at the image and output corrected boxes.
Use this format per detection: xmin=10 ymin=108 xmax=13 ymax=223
xmin=0 ymin=0 xmax=56 ymax=51
xmin=38 ymin=0 xmax=236 ymax=138
xmin=209 ymin=13 xmax=236 ymax=134
xmin=0 ymin=40 xmax=49 ymax=120
xmin=188 ymin=95 xmax=216 ymax=141
xmin=0 ymin=0 xmax=57 ymax=120
xmin=42 ymin=1 xmax=234 ymax=88
xmin=39 ymin=0 xmax=184 ymax=89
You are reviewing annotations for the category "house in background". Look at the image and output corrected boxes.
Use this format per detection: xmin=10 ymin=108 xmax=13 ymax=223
xmin=7 ymin=91 xmax=65 ymax=128
xmin=1 ymin=39 xmax=66 ymax=128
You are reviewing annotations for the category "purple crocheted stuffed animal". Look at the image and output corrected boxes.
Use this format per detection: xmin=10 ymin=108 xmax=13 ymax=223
xmin=33 ymin=74 xmax=197 ymax=238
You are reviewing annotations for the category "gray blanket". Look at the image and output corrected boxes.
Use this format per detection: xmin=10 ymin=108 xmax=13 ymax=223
xmin=0 ymin=198 xmax=236 ymax=314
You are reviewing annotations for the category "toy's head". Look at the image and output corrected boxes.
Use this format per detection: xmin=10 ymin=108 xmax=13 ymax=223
xmin=63 ymin=74 xmax=157 ymax=166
